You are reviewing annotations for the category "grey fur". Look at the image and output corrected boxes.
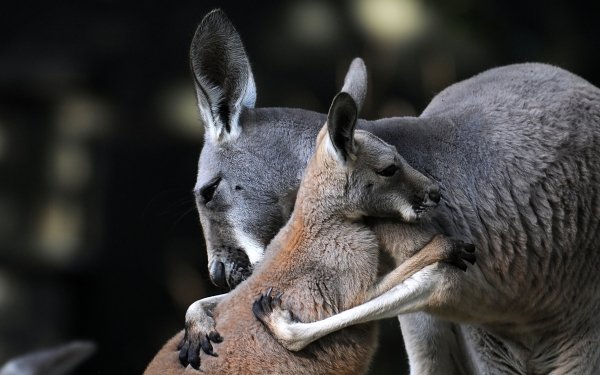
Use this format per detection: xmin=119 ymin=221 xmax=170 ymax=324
xmin=0 ymin=341 xmax=95 ymax=375
xmin=190 ymin=10 xmax=600 ymax=375
xmin=152 ymin=96 xmax=474 ymax=374
xmin=190 ymin=9 xmax=256 ymax=143
xmin=341 ymin=58 xmax=368 ymax=112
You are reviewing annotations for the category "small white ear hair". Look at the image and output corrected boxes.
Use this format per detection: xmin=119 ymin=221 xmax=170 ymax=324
xmin=190 ymin=9 xmax=257 ymax=145
xmin=326 ymin=92 xmax=358 ymax=164
xmin=196 ymin=67 xmax=256 ymax=144
xmin=324 ymin=131 xmax=357 ymax=163
xmin=325 ymin=132 xmax=344 ymax=162
xmin=194 ymin=76 xmax=226 ymax=142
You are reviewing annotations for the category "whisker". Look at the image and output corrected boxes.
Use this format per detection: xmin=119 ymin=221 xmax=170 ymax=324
xmin=169 ymin=206 xmax=198 ymax=232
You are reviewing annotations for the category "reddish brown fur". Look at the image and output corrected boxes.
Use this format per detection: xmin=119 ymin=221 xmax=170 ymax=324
xmin=146 ymin=210 xmax=379 ymax=374
xmin=145 ymin=125 xmax=456 ymax=374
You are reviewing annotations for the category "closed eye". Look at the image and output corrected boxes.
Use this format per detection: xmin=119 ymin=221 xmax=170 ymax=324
xmin=377 ymin=165 xmax=399 ymax=177
xmin=200 ymin=177 xmax=222 ymax=204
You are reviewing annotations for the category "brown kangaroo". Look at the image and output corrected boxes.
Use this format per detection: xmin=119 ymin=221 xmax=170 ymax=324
xmin=144 ymin=92 xmax=474 ymax=374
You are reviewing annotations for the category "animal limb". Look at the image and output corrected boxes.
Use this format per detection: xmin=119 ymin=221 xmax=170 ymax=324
xmin=254 ymin=236 xmax=474 ymax=351
xmin=367 ymin=235 xmax=474 ymax=299
xmin=179 ymin=293 xmax=227 ymax=369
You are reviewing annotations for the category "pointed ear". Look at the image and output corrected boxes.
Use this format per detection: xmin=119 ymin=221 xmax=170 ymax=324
xmin=327 ymin=92 xmax=358 ymax=163
xmin=190 ymin=9 xmax=256 ymax=143
xmin=341 ymin=58 xmax=367 ymax=113
xmin=0 ymin=341 xmax=95 ymax=375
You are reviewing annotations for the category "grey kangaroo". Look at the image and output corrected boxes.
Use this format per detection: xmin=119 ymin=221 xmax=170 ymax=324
xmin=183 ymin=9 xmax=600 ymax=375
xmin=145 ymin=92 xmax=475 ymax=374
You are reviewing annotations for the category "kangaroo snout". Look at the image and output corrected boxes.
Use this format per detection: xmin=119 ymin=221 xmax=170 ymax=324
xmin=413 ymin=184 xmax=441 ymax=214
xmin=208 ymin=248 xmax=252 ymax=289
xmin=424 ymin=185 xmax=441 ymax=206
xmin=209 ymin=261 xmax=227 ymax=288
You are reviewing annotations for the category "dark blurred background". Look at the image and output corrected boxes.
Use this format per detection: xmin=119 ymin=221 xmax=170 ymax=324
xmin=0 ymin=0 xmax=599 ymax=373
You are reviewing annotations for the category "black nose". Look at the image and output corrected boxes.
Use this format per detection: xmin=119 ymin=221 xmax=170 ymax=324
xmin=209 ymin=261 xmax=227 ymax=289
xmin=428 ymin=188 xmax=441 ymax=204
xmin=419 ymin=186 xmax=441 ymax=208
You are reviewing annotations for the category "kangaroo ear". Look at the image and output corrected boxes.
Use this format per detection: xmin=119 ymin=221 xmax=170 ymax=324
xmin=190 ymin=9 xmax=256 ymax=143
xmin=327 ymin=92 xmax=358 ymax=163
xmin=341 ymin=58 xmax=367 ymax=113
xmin=0 ymin=341 xmax=95 ymax=375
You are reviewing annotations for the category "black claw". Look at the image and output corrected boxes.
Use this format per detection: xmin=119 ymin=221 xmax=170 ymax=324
xmin=178 ymin=340 xmax=190 ymax=366
xmin=262 ymin=293 xmax=273 ymax=313
xmin=254 ymin=290 xmax=278 ymax=323
xmin=252 ymin=300 xmax=261 ymax=319
xmin=209 ymin=331 xmax=223 ymax=343
xmin=201 ymin=336 xmax=217 ymax=357
xmin=253 ymin=298 xmax=266 ymax=322
xmin=178 ymin=326 xmax=224 ymax=370
xmin=191 ymin=339 xmax=201 ymax=355
xmin=189 ymin=347 xmax=200 ymax=369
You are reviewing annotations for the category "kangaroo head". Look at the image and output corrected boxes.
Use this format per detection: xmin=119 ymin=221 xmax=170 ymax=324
xmin=191 ymin=10 xmax=326 ymax=289
xmin=302 ymin=92 xmax=440 ymax=221
xmin=190 ymin=9 xmax=387 ymax=289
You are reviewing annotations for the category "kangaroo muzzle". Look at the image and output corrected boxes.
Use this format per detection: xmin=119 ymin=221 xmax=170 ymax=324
xmin=413 ymin=184 xmax=441 ymax=214
xmin=208 ymin=247 xmax=253 ymax=289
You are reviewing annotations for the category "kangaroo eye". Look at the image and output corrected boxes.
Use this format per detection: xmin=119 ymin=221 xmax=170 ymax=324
xmin=200 ymin=177 xmax=222 ymax=203
xmin=377 ymin=165 xmax=399 ymax=177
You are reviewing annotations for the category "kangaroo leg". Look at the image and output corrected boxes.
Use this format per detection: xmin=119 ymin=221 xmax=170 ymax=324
xmin=400 ymin=313 xmax=471 ymax=375
xmin=179 ymin=294 xmax=226 ymax=369
xmin=254 ymin=264 xmax=443 ymax=351
xmin=254 ymin=236 xmax=475 ymax=351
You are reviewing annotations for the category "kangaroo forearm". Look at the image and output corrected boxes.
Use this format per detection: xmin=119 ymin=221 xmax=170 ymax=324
xmin=257 ymin=236 xmax=475 ymax=352
xmin=186 ymin=294 xmax=227 ymax=322
xmin=369 ymin=219 xmax=438 ymax=264
xmin=368 ymin=252 xmax=435 ymax=300
xmin=367 ymin=235 xmax=455 ymax=300
xmin=273 ymin=265 xmax=440 ymax=351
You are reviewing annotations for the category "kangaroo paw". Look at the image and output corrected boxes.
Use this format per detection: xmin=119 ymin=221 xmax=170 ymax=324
xmin=252 ymin=287 xmax=280 ymax=323
xmin=178 ymin=316 xmax=223 ymax=369
xmin=253 ymin=288 xmax=307 ymax=351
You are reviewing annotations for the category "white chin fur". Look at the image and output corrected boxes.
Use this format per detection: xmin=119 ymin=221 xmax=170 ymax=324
xmin=233 ymin=229 xmax=265 ymax=265
xmin=400 ymin=205 xmax=419 ymax=222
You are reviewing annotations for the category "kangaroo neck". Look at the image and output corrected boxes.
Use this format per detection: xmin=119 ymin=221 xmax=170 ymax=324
xmin=281 ymin=198 xmax=371 ymax=254
xmin=289 ymin=199 xmax=345 ymax=237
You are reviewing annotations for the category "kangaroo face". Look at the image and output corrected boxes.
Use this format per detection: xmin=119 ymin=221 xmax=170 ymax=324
xmin=194 ymin=141 xmax=259 ymax=289
xmin=315 ymin=93 xmax=440 ymax=221
xmin=194 ymin=111 xmax=314 ymax=289
xmin=349 ymin=133 xmax=440 ymax=221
